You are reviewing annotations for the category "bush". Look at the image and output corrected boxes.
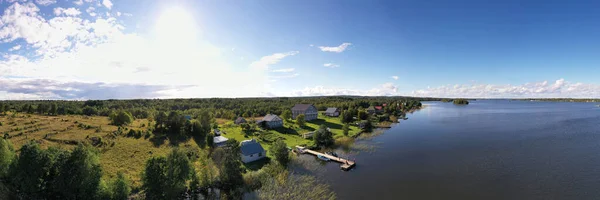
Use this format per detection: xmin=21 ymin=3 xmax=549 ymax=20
xmin=110 ymin=111 xmax=134 ymax=126
xmin=269 ymin=139 xmax=290 ymax=167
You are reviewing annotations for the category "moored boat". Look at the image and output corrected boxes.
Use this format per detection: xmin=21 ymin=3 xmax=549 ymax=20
xmin=317 ymin=154 xmax=330 ymax=161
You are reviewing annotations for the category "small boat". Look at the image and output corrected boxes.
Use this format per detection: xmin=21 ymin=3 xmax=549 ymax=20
xmin=317 ymin=154 xmax=330 ymax=161
xmin=325 ymin=152 xmax=339 ymax=157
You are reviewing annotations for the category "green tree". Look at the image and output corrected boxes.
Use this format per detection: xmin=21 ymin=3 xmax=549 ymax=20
xmin=142 ymin=157 xmax=168 ymax=199
xmin=154 ymin=111 xmax=168 ymax=132
xmin=82 ymin=106 xmax=98 ymax=116
xmin=218 ymin=144 xmax=243 ymax=196
xmin=342 ymin=123 xmax=350 ymax=136
xmin=296 ymin=114 xmax=306 ymax=127
xmin=358 ymin=110 xmax=368 ymax=120
xmin=313 ymin=125 xmax=334 ymax=147
xmin=0 ymin=138 xmax=15 ymax=178
xmin=110 ymin=110 xmax=134 ymax=126
xmin=49 ymin=103 xmax=58 ymax=115
xmin=281 ymin=110 xmax=292 ymax=121
xmin=0 ymin=103 xmax=5 ymax=114
xmin=110 ymin=172 xmax=131 ymax=200
xmin=340 ymin=110 xmax=354 ymax=123
xmin=142 ymin=148 xmax=193 ymax=199
xmin=197 ymin=110 xmax=212 ymax=135
xmin=9 ymin=142 xmax=66 ymax=198
xmin=206 ymin=133 xmax=215 ymax=148
xmin=164 ymin=148 xmax=192 ymax=198
xmin=269 ymin=139 xmax=290 ymax=167
xmin=53 ymin=144 xmax=103 ymax=199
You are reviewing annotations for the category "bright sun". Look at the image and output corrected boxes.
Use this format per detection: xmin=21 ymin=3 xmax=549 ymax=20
xmin=155 ymin=7 xmax=197 ymax=44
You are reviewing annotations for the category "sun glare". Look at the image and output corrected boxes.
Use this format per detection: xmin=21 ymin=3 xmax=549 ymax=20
xmin=155 ymin=7 xmax=198 ymax=44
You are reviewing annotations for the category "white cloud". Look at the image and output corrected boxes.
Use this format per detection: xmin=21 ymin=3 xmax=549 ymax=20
xmin=102 ymin=0 xmax=112 ymax=9
xmin=323 ymin=63 xmax=340 ymax=68
xmin=272 ymin=68 xmax=295 ymax=73
xmin=271 ymin=73 xmax=299 ymax=79
xmin=289 ymin=83 xmax=399 ymax=97
xmin=53 ymin=7 xmax=82 ymax=16
xmin=74 ymin=0 xmax=83 ymax=5
xmin=8 ymin=45 xmax=21 ymax=51
xmin=86 ymin=6 xmax=96 ymax=16
xmin=318 ymin=42 xmax=352 ymax=53
xmin=35 ymin=0 xmax=57 ymax=6
xmin=250 ymin=51 xmax=299 ymax=70
xmin=391 ymin=76 xmax=399 ymax=80
xmin=411 ymin=78 xmax=600 ymax=98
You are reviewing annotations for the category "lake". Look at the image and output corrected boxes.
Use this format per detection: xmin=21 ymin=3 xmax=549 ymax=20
xmin=305 ymin=100 xmax=600 ymax=200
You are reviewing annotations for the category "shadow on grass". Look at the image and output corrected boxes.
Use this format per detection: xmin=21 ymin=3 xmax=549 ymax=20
xmin=272 ymin=127 xmax=299 ymax=135
xmin=243 ymin=157 xmax=271 ymax=171
xmin=309 ymin=119 xmax=343 ymax=129
xmin=149 ymin=131 xmax=191 ymax=147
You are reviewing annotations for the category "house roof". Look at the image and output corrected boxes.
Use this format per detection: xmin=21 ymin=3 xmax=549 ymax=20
xmin=213 ymin=136 xmax=228 ymax=144
xmin=184 ymin=115 xmax=192 ymax=120
xmin=292 ymin=104 xmax=315 ymax=111
xmin=375 ymin=106 xmax=383 ymax=110
xmin=262 ymin=114 xmax=282 ymax=122
xmin=240 ymin=139 xmax=265 ymax=155
xmin=325 ymin=107 xmax=339 ymax=113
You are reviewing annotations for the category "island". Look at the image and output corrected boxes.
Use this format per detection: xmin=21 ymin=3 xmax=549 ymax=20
xmin=453 ymin=99 xmax=470 ymax=105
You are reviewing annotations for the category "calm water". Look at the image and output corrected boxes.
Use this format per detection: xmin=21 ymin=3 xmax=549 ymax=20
xmin=309 ymin=100 xmax=600 ymax=200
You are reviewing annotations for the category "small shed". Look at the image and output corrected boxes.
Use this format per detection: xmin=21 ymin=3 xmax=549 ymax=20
xmin=324 ymin=107 xmax=340 ymax=117
xmin=213 ymin=136 xmax=229 ymax=147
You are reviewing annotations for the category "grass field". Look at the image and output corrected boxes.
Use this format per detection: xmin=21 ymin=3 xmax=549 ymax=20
xmin=0 ymin=113 xmax=187 ymax=187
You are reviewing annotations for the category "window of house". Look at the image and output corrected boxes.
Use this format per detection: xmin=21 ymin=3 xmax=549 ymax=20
xmin=250 ymin=154 xmax=253 ymax=157
xmin=259 ymin=152 xmax=262 ymax=157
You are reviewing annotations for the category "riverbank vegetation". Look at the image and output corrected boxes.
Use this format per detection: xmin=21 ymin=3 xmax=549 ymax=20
xmin=0 ymin=96 xmax=425 ymax=199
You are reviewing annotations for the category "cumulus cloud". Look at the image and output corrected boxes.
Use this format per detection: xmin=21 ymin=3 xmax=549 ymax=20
xmin=0 ymin=78 xmax=186 ymax=100
xmin=35 ymin=0 xmax=56 ymax=6
xmin=411 ymin=78 xmax=600 ymax=98
xmin=323 ymin=63 xmax=340 ymax=68
xmin=318 ymin=42 xmax=352 ymax=53
xmin=86 ymin=6 xmax=96 ymax=16
xmin=8 ymin=45 xmax=21 ymax=51
xmin=272 ymin=68 xmax=295 ymax=73
xmin=53 ymin=7 xmax=82 ymax=16
xmin=73 ymin=0 xmax=83 ymax=5
xmin=391 ymin=76 xmax=398 ymax=80
xmin=250 ymin=51 xmax=299 ymax=70
xmin=289 ymin=83 xmax=399 ymax=97
xmin=0 ymin=1 xmax=271 ymax=99
xmin=102 ymin=0 xmax=112 ymax=9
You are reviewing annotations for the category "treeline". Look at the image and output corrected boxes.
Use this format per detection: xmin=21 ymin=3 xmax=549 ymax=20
xmin=0 ymin=140 xmax=129 ymax=199
xmin=0 ymin=96 xmax=436 ymax=119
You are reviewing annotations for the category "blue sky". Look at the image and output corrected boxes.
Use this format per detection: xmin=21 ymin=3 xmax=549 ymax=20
xmin=1 ymin=0 xmax=600 ymax=99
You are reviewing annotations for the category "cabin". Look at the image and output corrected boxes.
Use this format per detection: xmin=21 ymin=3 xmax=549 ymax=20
xmin=240 ymin=139 xmax=266 ymax=163
xmin=367 ymin=106 xmax=383 ymax=114
xmin=234 ymin=117 xmax=247 ymax=125
xmin=292 ymin=104 xmax=318 ymax=121
xmin=302 ymin=131 xmax=314 ymax=139
xmin=367 ymin=106 xmax=376 ymax=115
xmin=324 ymin=107 xmax=340 ymax=117
xmin=213 ymin=136 xmax=229 ymax=147
xmin=257 ymin=114 xmax=283 ymax=129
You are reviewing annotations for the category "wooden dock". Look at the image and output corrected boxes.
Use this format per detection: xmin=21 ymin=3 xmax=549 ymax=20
xmin=295 ymin=146 xmax=356 ymax=170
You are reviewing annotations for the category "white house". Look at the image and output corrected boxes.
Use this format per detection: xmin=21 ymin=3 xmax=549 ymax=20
xmin=292 ymin=104 xmax=318 ymax=121
xmin=240 ymin=139 xmax=266 ymax=163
